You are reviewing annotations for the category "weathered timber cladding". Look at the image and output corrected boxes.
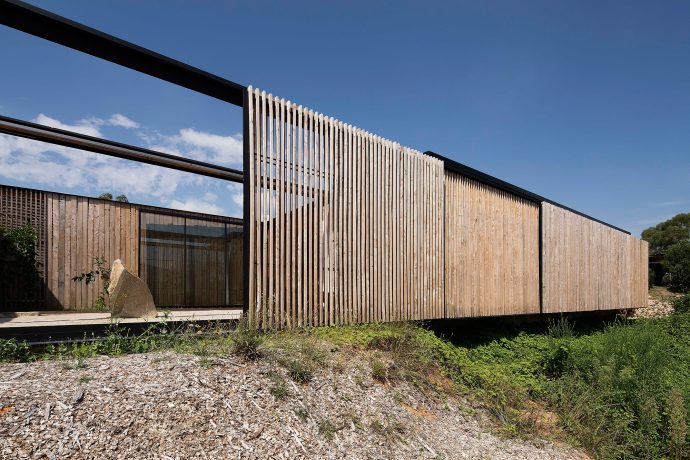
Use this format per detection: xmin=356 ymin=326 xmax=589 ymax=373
xmin=541 ymin=202 xmax=648 ymax=312
xmin=1 ymin=185 xmax=242 ymax=311
xmin=247 ymin=88 xmax=445 ymax=327
xmin=444 ymin=172 xmax=540 ymax=317
xmin=46 ymin=193 xmax=139 ymax=310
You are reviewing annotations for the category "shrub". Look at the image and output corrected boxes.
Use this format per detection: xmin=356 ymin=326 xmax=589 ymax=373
xmin=0 ymin=338 xmax=33 ymax=363
xmin=664 ymin=241 xmax=690 ymax=293
xmin=673 ymin=294 xmax=690 ymax=313
xmin=546 ymin=319 xmax=683 ymax=458
xmin=668 ymin=388 xmax=688 ymax=460
xmin=0 ymin=223 xmax=42 ymax=308
xmin=370 ymin=358 xmax=388 ymax=382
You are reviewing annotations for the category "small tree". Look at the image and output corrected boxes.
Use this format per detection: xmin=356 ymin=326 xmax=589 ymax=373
xmin=115 ymin=194 xmax=129 ymax=203
xmin=663 ymin=241 xmax=690 ymax=293
xmin=72 ymin=257 xmax=111 ymax=310
xmin=98 ymin=192 xmax=113 ymax=200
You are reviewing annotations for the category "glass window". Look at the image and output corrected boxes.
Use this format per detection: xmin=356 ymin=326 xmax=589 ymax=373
xmin=140 ymin=212 xmax=186 ymax=307
xmin=140 ymin=211 xmax=242 ymax=308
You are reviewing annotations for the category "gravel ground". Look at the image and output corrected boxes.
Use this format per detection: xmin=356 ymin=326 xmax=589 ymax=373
xmin=0 ymin=352 xmax=585 ymax=459
xmin=628 ymin=296 xmax=676 ymax=319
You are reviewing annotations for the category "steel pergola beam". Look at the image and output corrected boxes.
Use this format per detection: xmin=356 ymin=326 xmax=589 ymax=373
xmin=0 ymin=0 xmax=246 ymax=106
xmin=0 ymin=115 xmax=243 ymax=182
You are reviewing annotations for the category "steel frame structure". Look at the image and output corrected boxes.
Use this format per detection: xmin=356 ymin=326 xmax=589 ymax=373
xmin=0 ymin=0 xmax=630 ymax=321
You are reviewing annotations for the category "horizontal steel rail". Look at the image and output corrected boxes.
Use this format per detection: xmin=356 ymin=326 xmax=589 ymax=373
xmin=0 ymin=115 xmax=243 ymax=182
xmin=0 ymin=0 xmax=246 ymax=106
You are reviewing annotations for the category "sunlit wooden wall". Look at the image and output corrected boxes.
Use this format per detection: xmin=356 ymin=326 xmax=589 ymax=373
xmin=247 ymin=87 xmax=445 ymax=328
xmin=541 ymin=202 xmax=648 ymax=312
xmin=46 ymin=193 xmax=139 ymax=310
xmin=444 ymin=173 xmax=540 ymax=317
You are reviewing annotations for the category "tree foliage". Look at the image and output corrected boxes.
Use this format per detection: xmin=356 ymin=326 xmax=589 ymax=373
xmin=664 ymin=241 xmax=690 ymax=293
xmin=642 ymin=213 xmax=690 ymax=255
xmin=98 ymin=192 xmax=128 ymax=203
xmin=0 ymin=223 xmax=41 ymax=307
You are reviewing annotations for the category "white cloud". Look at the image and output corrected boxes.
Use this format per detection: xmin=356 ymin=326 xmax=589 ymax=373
xmin=137 ymin=127 xmax=242 ymax=167
xmin=33 ymin=114 xmax=102 ymax=138
xmin=0 ymin=113 xmax=244 ymax=218
xmin=0 ymin=133 xmax=189 ymax=197
xmin=168 ymin=196 xmax=224 ymax=215
xmin=227 ymin=182 xmax=243 ymax=206
xmin=655 ymin=200 xmax=685 ymax=208
xmin=108 ymin=114 xmax=139 ymax=129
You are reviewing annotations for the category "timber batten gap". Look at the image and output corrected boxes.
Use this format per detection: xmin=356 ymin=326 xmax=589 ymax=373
xmin=0 ymin=0 xmax=648 ymax=332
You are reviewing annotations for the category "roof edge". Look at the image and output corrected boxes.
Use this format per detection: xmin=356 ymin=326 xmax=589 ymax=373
xmin=424 ymin=150 xmax=631 ymax=235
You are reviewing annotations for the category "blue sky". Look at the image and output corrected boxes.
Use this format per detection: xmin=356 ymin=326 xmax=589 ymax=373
xmin=1 ymin=1 xmax=689 ymax=234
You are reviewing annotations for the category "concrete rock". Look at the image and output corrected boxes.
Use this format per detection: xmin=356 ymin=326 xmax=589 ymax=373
xmin=107 ymin=259 xmax=157 ymax=318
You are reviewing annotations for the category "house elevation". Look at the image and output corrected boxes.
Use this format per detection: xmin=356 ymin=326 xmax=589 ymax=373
xmin=0 ymin=0 xmax=648 ymax=328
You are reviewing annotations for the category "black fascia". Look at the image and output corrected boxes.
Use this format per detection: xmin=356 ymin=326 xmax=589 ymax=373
xmin=424 ymin=150 xmax=630 ymax=235
xmin=0 ymin=0 xmax=246 ymax=106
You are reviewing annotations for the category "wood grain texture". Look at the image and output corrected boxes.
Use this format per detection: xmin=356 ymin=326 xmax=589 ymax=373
xmin=247 ymin=87 xmax=445 ymax=327
xmin=46 ymin=193 xmax=138 ymax=310
xmin=541 ymin=202 xmax=648 ymax=312
xmin=444 ymin=172 xmax=540 ymax=317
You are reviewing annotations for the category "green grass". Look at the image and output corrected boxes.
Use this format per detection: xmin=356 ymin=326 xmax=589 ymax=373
xmin=1 ymin=313 xmax=689 ymax=458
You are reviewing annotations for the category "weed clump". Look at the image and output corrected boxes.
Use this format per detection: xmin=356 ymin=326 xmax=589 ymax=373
xmin=231 ymin=320 xmax=263 ymax=360
xmin=317 ymin=419 xmax=343 ymax=441
xmin=287 ymin=359 xmax=313 ymax=383
xmin=267 ymin=371 xmax=289 ymax=399
xmin=370 ymin=358 xmax=388 ymax=382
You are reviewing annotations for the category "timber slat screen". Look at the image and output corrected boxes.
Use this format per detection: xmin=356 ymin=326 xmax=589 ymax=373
xmin=247 ymin=88 xmax=445 ymax=328
xmin=541 ymin=202 xmax=648 ymax=312
xmin=444 ymin=172 xmax=540 ymax=317
xmin=0 ymin=186 xmax=47 ymax=310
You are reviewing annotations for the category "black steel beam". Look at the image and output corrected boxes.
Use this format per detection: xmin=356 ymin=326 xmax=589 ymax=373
xmin=0 ymin=0 xmax=246 ymax=106
xmin=0 ymin=115 xmax=243 ymax=182
xmin=425 ymin=150 xmax=630 ymax=234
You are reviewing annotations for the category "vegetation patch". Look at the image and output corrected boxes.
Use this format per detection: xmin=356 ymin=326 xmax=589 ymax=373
xmin=1 ymin=311 xmax=689 ymax=458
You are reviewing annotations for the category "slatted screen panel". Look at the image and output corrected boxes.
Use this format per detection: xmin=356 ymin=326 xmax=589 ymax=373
xmin=247 ymin=88 xmax=445 ymax=328
xmin=0 ymin=185 xmax=47 ymax=310
xmin=541 ymin=202 xmax=648 ymax=312
xmin=444 ymin=173 xmax=540 ymax=317
xmin=46 ymin=194 xmax=139 ymax=310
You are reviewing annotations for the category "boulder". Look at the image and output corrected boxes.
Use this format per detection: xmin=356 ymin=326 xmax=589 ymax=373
xmin=107 ymin=259 xmax=157 ymax=319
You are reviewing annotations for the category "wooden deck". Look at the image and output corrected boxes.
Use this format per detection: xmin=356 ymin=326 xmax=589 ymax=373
xmin=0 ymin=309 xmax=243 ymax=344
xmin=0 ymin=308 xmax=243 ymax=329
